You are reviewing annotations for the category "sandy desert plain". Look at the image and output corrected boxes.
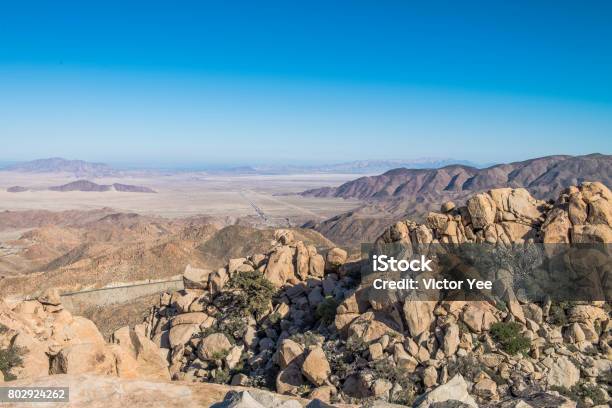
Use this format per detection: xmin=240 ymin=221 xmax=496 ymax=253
xmin=0 ymin=171 xmax=361 ymax=224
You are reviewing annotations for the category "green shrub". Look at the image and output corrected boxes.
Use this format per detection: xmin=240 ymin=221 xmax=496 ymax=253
xmin=229 ymin=271 xmax=276 ymax=319
xmin=551 ymin=381 xmax=608 ymax=408
xmin=370 ymin=358 xmax=416 ymax=405
xmin=289 ymin=331 xmax=321 ymax=348
xmin=0 ymin=346 xmax=23 ymax=381
xmin=490 ymin=321 xmax=531 ymax=355
xmin=315 ymin=296 xmax=338 ymax=324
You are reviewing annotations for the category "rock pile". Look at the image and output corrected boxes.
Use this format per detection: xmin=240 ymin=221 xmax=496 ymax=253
xmin=142 ymin=183 xmax=611 ymax=407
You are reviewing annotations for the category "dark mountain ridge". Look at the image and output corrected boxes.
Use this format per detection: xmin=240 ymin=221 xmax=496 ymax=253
xmin=49 ymin=180 xmax=156 ymax=193
xmin=302 ymin=154 xmax=611 ymax=246
xmin=302 ymin=154 xmax=609 ymax=200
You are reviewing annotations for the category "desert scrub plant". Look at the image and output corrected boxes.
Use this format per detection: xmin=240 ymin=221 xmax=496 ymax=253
xmin=315 ymin=296 xmax=338 ymax=324
xmin=550 ymin=381 xmax=608 ymax=408
xmin=446 ymin=355 xmax=504 ymax=385
xmin=370 ymin=358 xmax=416 ymax=400
xmin=229 ymin=271 xmax=276 ymax=319
xmin=0 ymin=345 xmax=23 ymax=381
xmin=490 ymin=321 xmax=531 ymax=355
xmin=289 ymin=331 xmax=322 ymax=348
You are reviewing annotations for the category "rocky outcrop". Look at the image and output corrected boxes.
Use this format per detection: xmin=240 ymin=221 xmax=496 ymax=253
xmin=0 ymin=292 xmax=170 ymax=382
xmin=376 ymin=182 xmax=611 ymax=246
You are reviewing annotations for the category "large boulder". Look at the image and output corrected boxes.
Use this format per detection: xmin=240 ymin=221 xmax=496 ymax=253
xmin=548 ymin=356 xmax=580 ymax=389
xmin=50 ymin=343 xmax=116 ymax=375
xmin=276 ymin=363 xmax=305 ymax=395
xmin=301 ymin=347 xmax=330 ymax=386
xmin=117 ymin=328 xmax=170 ymax=380
xmin=9 ymin=333 xmax=50 ymax=379
xmin=183 ymin=265 xmax=212 ymax=290
xmin=467 ymin=193 xmax=496 ymax=229
xmin=416 ymin=374 xmax=477 ymax=408
xmin=197 ymin=333 xmax=232 ymax=361
xmin=403 ymin=299 xmax=436 ymax=337
xmin=264 ymin=246 xmax=296 ymax=287
xmin=326 ymin=248 xmax=348 ymax=268
xmin=278 ymin=339 xmax=304 ymax=369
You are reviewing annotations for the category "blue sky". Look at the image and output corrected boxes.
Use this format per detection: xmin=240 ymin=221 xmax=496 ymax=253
xmin=1 ymin=1 xmax=611 ymax=166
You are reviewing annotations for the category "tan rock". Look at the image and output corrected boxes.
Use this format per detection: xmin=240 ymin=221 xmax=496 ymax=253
xmin=443 ymin=323 xmax=460 ymax=356
xmin=228 ymin=258 xmax=248 ymax=274
xmin=467 ymin=193 xmax=496 ymax=229
xmin=197 ymin=333 xmax=232 ymax=361
xmin=276 ymin=363 xmax=304 ymax=395
xmin=168 ymin=323 xmax=199 ymax=348
xmin=393 ymin=343 xmax=418 ymax=372
xmin=301 ymin=346 xmax=330 ymax=386
xmin=403 ymin=299 xmax=436 ymax=337
xmin=474 ymin=378 xmax=498 ymax=399
xmin=372 ymin=378 xmax=392 ymax=397
xmin=182 ymin=265 xmax=212 ymax=290
xmin=274 ymin=229 xmax=295 ymax=245
xmin=423 ymin=365 xmax=438 ymax=388
xmin=368 ymin=343 xmax=384 ymax=360
xmin=264 ymin=246 xmax=295 ymax=287
xmin=416 ymin=374 xmax=477 ymax=408
xmin=38 ymin=288 xmax=62 ymax=306
xmin=9 ymin=333 xmax=49 ymax=379
xmin=326 ymin=247 xmax=348 ymax=267
xmin=441 ymin=201 xmax=456 ymax=213
xmin=548 ymin=356 xmax=580 ymax=389
xmin=52 ymin=316 xmax=106 ymax=346
xmin=347 ymin=311 xmax=401 ymax=342
xmin=50 ymin=343 xmax=116 ymax=375
xmin=309 ymin=385 xmax=335 ymax=402
xmin=462 ymin=304 xmax=485 ymax=333
xmin=334 ymin=313 xmax=359 ymax=334
xmin=170 ymin=312 xmax=209 ymax=327
xmin=308 ymin=254 xmax=325 ymax=278
xmin=278 ymin=339 xmax=304 ymax=369
xmin=224 ymin=345 xmax=242 ymax=370
xmin=295 ymin=241 xmax=310 ymax=280
xmin=209 ymin=268 xmax=229 ymax=295
xmin=109 ymin=344 xmax=139 ymax=379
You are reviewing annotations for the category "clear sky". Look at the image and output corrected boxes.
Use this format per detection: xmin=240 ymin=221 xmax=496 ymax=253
xmin=1 ymin=1 xmax=611 ymax=166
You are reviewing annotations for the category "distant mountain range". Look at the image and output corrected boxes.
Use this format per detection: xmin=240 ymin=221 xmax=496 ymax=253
xmin=214 ymin=159 xmax=480 ymax=175
xmin=0 ymin=157 xmax=479 ymax=176
xmin=302 ymin=154 xmax=611 ymax=200
xmin=2 ymin=158 xmax=117 ymax=177
xmin=302 ymin=153 xmax=611 ymax=245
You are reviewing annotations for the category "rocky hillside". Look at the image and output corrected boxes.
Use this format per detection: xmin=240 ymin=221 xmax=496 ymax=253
xmin=0 ymin=214 xmax=335 ymax=297
xmin=2 ymin=182 xmax=608 ymax=407
xmin=303 ymin=154 xmax=611 ymax=245
xmin=302 ymin=154 xmax=611 ymax=201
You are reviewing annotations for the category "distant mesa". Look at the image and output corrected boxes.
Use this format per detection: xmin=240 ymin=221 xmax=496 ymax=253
xmin=1 ymin=157 xmax=117 ymax=178
xmin=6 ymin=186 xmax=28 ymax=193
xmin=49 ymin=180 xmax=156 ymax=193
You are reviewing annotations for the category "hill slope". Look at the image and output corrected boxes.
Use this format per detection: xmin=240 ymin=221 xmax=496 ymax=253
xmin=302 ymin=154 xmax=611 ymax=245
